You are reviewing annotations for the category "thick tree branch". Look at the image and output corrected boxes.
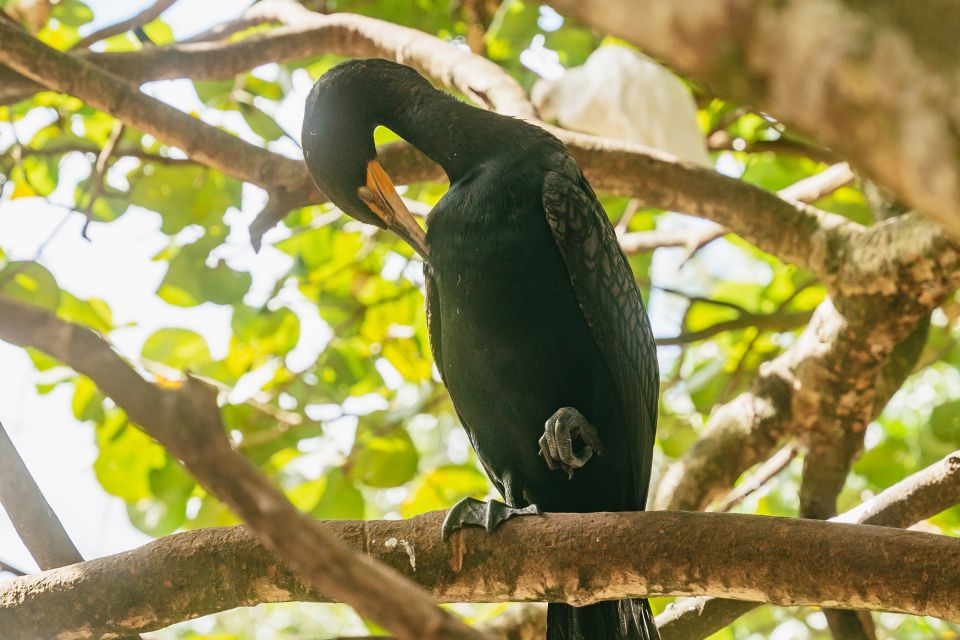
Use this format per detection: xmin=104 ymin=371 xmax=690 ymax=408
xmin=0 ymin=21 xmax=304 ymax=190
xmin=0 ymin=300 xmax=489 ymax=640
xmin=0 ymin=11 xmax=856 ymax=279
xmin=547 ymin=0 xmax=960 ymax=237
xmin=2 ymin=511 xmax=960 ymax=639
xmin=0 ymin=419 xmax=145 ymax=640
xmin=656 ymin=450 xmax=960 ymax=640
xmin=655 ymin=215 xmax=960 ymax=513
xmin=0 ymin=420 xmax=83 ymax=569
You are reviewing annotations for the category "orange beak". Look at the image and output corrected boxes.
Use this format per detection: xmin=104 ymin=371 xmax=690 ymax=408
xmin=358 ymin=160 xmax=428 ymax=259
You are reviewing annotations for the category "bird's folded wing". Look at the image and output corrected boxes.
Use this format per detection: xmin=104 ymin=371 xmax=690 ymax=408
xmin=542 ymin=152 xmax=659 ymax=503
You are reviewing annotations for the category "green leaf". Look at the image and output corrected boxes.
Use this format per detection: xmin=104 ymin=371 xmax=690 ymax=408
xmin=190 ymin=494 xmax=241 ymax=528
xmin=930 ymin=400 xmax=960 ymax=442
xmin=854 ymin=437 xmax=914 ymax=489
xmin=72 ymin=376 xmax=104 ymax=422
xmin=27 ymin=347 xmax=67 ymax=372
xmin=58 ymin=292 xmax=113 ymax=333
xmin=193 ymin=79 xmax=237 ymax=109
xmin=485 ymin=0 xmax=539 ymax=62
xmin=129 ymin=165 xmax=240 ymax=234
xmin=127 ymin=496 xmax=185 ymax=537
xmin=401 ymin=464 xmax=489 ymax=517
xmin=94 ymin=412 xmax=166 ymax=502
xmin=0 ymin=261 xmax=61 ymax=310
xmin=381 ymin=339 xmax=432 ymax=382
xmin=244 ymin=74 xmax=284 ymax=101
xmin=310 ymin=469 xmax=365 ymax=520
xmin=157 ymin=239 xmax=252 ymax=307
xmin=349 ymin=423 xmax=419 ymax=488
xmin=128 ymin=455 xmax=195 ymax=536
xmin=141 ymin=19 xmax=174 ymax=46
xmin=22 ymin=155 xmax=59 ymax=196
xmin=53 ymin=0 xmax=93 ymax=27
xmin=141 ymin=328 xmax=212 ymax=370
xmin=239 ymin=102 xmax=286 ymax=142
xmin=231 ymin=305 xmax=301 ymax=365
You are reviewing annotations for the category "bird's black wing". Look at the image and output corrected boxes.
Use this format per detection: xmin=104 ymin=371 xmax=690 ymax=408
xmin=542 ymin=152 xmax=659 ymax=505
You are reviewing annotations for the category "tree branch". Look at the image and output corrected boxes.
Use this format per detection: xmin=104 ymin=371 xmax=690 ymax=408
xmin=2 ymin=510 xmax=960 ymax=639
xmin=0 ymin=419 xmax=144 ymax=640
xmin=0 ymin=20 xmax=305 ymax=190
xmin=0 ymin=420 xmax=84 ymax=569
xmin=711 ymin=443 xmax=797 ymax=513
xmin=656 ymin=449 xmax=960 ymax=640
xmin=777 ymin=162 xmax=855 ymax=204
xmin=547 ymin=0 xmax=960 ymax=237
xmin=69 ymin=0 xmax=180 ymax=50
xmin=655 ymin=215 xmax=960 ymax=514
xmin=655 ymin=309 xmax=813 ymax=346
xmin=0 ymin=11 xmax=857 ymax=279
xmin=0 ymin=298 xmax=489 ymax=640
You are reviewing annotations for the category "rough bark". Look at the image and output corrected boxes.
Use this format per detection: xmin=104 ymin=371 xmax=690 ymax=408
xmin=0 ymin=299 xmax=490 ymax=640
xmin=0 ymin=12 xmax=854 ymax=279
xmin=3 ymin=511 xmax=960 ymax=639
xmin=656 ymin=448 xmax=960 ymax=640
xmin=547 ymin=0 xmax=960 ymax=238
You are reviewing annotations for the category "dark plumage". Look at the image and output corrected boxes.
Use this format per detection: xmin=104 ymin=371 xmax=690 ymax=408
xmin=303 ymin=58 xmax=660 ymax=640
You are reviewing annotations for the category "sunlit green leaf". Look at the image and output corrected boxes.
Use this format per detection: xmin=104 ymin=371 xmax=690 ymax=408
xmin=349 ymin=423 xmax=419 ymax=488
xmin=401 ymin=464 xmax=488 ymax=517
xmin=0 ymin=261 xmax=61 ymax=310
xmin=310 ymin=469 xmax=365 ymax=520
xmin=141 ymin=328 xmax=213 ymax=370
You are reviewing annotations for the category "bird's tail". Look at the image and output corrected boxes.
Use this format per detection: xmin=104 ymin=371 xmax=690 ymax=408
xmin=547 ymin=599 xmax=659 ymax=640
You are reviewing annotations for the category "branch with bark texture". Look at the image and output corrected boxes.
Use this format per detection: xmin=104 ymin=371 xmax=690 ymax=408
xmin=0 ymin=421 xmax=145 ymax=640
xmin=3 ymin=508 xmax=960 ymax=639
xmin=547 ymin=0 xmax=960 ymax=238
xmin=0 ymin=10 xmax=856 ymax=279
xmin=654 ymin=213 xmax=960 ymax=513
xmin=0 ymin=299 xmax=489 ymax=640
xmin=656 ymin=449 xmax=960 ymax=640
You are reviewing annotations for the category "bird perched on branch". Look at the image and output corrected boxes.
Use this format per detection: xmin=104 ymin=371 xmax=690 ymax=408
xmin=303 ymin=58 xmax=660 ymax=640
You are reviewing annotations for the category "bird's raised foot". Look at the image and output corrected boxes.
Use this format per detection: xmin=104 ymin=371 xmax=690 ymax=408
xmin=538 ymin=407 xmax=604 ymax=478
xmin=441 ymin=497 xmax=541 ymax=541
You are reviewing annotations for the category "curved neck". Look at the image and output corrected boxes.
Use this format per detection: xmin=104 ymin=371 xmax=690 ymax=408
xmin=376 ymin=87 xmax=506 ymax=183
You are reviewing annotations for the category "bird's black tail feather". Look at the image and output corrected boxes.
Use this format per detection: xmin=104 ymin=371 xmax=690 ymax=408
xmin=547 ymin=599 xmax=660 ymax=640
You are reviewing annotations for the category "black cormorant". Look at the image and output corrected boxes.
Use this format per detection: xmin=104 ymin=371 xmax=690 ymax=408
xmin=302 ymin=58 xmax=660 ymax=640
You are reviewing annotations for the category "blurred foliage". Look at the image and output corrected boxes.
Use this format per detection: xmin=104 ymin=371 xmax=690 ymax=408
xmin=1 ymin=1 xmax=959 ymax=639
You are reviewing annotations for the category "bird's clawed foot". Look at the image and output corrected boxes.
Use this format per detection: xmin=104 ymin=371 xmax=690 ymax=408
xmin=441 ymin=497 xmax=541 ymax=541
xmin=538 ymin=407 xmax=604 ymax=478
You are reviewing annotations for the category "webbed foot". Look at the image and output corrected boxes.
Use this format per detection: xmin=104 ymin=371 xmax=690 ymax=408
xmin=441 ymin=497 xmax=540 ymax=541
xmin=538 ymin=407 xmax=604 ymax=478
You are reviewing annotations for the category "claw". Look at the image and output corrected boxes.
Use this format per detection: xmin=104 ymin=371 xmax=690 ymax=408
xmin=441 ymin=497 xmax=541 ymax=541
xmin=538 ymin=407 xmax=604 ymax=478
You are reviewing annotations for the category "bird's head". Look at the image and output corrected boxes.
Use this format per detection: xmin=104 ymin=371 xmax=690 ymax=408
xmin=302 ymin=59 xmax=429 ymax=258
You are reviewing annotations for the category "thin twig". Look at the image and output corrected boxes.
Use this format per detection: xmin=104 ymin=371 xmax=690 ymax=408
xmin=655 ymin=309 xmax=813 ymax=346
xmin=81 ymin=121 xmax=125 ymax=238
xmin=69 ymin=0 xmax=180 ymax=50
xmin=19 ymin=144 xmax=195 ymax=166
xmin=778 ymin=162 xmax=855 ymax=204
xmin=0 ymin=297 xmax=491 ymax=640
xmin=712 ymin=443 xmax=798 ymax=512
